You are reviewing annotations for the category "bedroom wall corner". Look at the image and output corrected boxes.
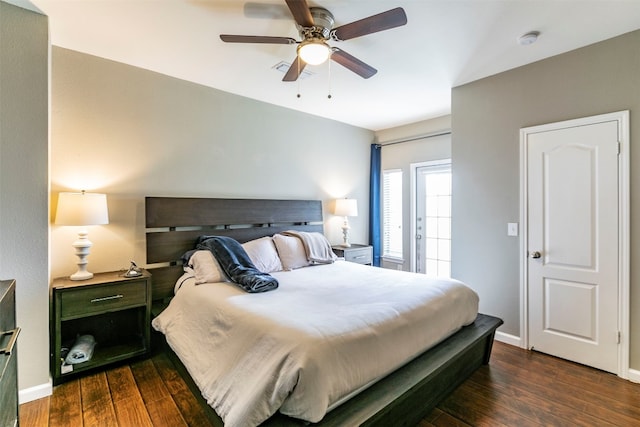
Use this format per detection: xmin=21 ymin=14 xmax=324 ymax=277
xmin=451 ymin=30 xmax=640 ymax=371
xmin=0 ymin=1 xmax=52 ymax=399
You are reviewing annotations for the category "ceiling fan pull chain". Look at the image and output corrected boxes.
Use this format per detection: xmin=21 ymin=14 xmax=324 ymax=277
xmin=327 ymin=57 xmax=332 ymax=99
xmin=297 ymin=58 xmax=302 ymax=98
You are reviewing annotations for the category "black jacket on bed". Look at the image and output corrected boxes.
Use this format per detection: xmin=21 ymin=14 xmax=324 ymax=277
xmin=197 ymin=236 xmax=279 ymax=293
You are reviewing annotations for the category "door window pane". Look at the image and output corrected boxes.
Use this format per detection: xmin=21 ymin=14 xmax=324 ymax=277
xmin=426 ymin=217 xmax=438 ymax=238
xmin=438 ymin=195 xmax=451 ymax=217
xmin=438 ymin=217 xmax=451 ymax=239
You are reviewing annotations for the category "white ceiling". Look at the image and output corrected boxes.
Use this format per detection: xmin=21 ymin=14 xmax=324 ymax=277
xmin=13 ymin=0 xmax=640 ymax=131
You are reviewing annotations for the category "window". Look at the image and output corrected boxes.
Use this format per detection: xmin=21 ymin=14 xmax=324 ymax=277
xmin=383 ymin=169 xmax=403 ymax=259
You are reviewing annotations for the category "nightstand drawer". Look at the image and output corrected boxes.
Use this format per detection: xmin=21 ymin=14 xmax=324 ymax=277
xmin=60 ymin=281 xmax=147 ymax=319
xmin=344 ymin=247 xmax=373 ymax=264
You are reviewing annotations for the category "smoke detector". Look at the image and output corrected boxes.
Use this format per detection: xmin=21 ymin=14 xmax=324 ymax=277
xmin=518 ymin=31 xmax=540 ymax=46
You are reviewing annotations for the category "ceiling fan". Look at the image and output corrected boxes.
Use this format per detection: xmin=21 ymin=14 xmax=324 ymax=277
xmin=220 ymin=0 xmax=407 ymax=82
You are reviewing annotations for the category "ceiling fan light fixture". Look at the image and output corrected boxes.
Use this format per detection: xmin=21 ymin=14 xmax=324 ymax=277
xmin=298 ymin=40 xmax=331 ymax=65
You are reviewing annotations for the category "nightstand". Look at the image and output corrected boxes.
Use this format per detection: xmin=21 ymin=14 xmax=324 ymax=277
xmin=332 ymin=244 xmax=373 ymax=265
xmin=51 ymin=270 xmax=151 ymax=384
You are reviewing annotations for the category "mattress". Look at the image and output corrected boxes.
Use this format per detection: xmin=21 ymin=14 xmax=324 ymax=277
xmin=152 ymin=260 xmax=479 ymax=427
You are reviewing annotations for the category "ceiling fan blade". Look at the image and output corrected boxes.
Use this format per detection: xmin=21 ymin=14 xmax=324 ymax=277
xmin=285 ymin=0 xmax=314 ymax=27
xmin=282 ymin=56 xmax=307 ymax=82
xmin=220 ymin=35 xmax=297 ymax=44
xmin=332 ymin=7 xmax=407 ymax=41
xmin=331 ymin=49 xmax=377 ymax=79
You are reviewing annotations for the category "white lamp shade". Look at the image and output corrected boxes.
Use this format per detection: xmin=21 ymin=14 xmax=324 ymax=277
xmin=334 ymin=198 xmax=358 ymax=217
xmin=55 ymin=192 xmax=109 ymax=226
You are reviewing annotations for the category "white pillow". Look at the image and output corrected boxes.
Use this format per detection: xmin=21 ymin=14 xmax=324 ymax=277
xmin=188 ymin=250 xmax=227 ymax=284
xmin=175 ymin=269 xmax=195 ymax=294
xmin=272 ymin=234 xmax=311 ymax=271
xmin=242 ymin=236 xmax=283 ymax=273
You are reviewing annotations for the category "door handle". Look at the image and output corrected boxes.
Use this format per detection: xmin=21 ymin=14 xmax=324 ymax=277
xmin=530 ymin=251 xmax=542 ymax=259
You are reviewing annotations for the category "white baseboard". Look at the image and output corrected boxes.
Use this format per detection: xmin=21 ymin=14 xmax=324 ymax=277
xmin=494 ymin=331 xmax=522 ymax=347
xmin=19 ymin=380 xmax=52 ymax=404
xmin=627 ymin=368 xmax=640 ymax=383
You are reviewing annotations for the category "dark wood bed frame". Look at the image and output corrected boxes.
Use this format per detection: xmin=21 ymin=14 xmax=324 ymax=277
xmin=145 ymin=196 xmax=503 ymax=426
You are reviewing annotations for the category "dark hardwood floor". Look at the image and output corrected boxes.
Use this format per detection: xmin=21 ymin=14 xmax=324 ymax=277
xmin=20 ymin=342 xmax=640 ymax=426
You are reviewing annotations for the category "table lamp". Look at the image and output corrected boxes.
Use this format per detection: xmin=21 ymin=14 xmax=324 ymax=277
xmin=55 ymin=191 xmax=109 ymax=280
xmin=334 ymin=198 xmax=358 ymax=247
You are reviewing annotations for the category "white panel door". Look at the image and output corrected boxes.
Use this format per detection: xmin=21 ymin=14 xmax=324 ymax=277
xmin=526 ymin=117 xmax=620 ymax=373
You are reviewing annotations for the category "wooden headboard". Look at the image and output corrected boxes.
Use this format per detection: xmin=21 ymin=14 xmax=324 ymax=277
xmin=145 ymin=197 xmax=324 ymax=301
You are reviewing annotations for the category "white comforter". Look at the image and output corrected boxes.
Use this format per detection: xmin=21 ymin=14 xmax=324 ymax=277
xmin=152 ymin=261 xmax=479 ymax=427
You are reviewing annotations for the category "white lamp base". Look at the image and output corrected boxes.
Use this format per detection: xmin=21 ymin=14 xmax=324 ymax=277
xmin=340 ymin=218 xmax=351 ymax=247
xmin=70 ymin=229 xmax=94 ymax=281
xmin=70 ymin=270 xmax=94 ymax=281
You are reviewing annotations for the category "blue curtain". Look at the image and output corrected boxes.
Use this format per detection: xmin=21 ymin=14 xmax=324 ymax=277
xmin=369 ymin=144 xmax=382 ymax=266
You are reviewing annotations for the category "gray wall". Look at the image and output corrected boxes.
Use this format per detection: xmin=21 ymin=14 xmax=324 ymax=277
xmin=0 ymin=1 xmax=50 ymax=393
xmin=452 ymin=30 xmax=640 ymax=368
xmin=50 ymin=47 xmax=374 ymax=279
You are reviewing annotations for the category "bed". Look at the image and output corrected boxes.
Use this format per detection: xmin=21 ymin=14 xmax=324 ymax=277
xmin=145 ymin=197 xmax=502 ymax=426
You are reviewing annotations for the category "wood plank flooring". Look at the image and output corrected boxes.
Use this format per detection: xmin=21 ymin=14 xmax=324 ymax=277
xmin=20 ymin=342 xmax=640 ymax=426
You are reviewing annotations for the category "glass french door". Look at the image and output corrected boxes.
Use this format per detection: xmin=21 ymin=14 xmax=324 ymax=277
xmin=414 ymin=161 xmax=451 ymax=276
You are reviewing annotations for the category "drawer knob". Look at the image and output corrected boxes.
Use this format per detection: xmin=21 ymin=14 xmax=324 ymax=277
xmin=90 ymin=294 xmax=124 ymax=303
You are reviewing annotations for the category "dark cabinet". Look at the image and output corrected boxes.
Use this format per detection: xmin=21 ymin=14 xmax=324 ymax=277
xmin=0 ymin=279 xmax=19 ymax=427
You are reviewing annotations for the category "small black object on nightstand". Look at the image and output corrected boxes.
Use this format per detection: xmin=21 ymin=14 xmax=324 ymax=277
xmin=124 ymin=260 xmax=143 ymax=277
